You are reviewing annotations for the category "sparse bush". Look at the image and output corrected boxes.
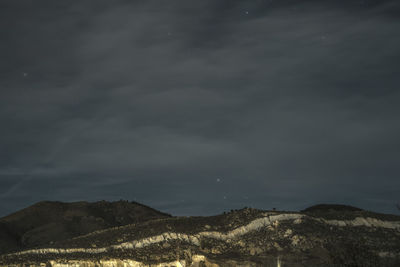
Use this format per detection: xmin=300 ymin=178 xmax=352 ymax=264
xmin=328 ymin=241 xmax=381 ymax=267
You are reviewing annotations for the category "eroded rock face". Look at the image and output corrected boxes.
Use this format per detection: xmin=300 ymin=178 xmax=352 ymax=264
xmin=0 ymin=256 xmax=227 ymax=267
xmin=1 ymin=206 xmax=400 ymax=267
xmin=0 ymin=255 xmax=264 ymax=267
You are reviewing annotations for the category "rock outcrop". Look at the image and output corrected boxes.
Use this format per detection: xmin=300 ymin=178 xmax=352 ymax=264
xmin=1 ymin=203 xmax=400 ymax=267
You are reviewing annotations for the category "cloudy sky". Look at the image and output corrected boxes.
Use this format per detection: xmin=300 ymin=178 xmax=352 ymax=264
xmin=1 ymin=0 xmax=399 ymax=216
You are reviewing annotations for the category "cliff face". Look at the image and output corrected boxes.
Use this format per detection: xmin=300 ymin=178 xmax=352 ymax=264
xmin=2 ymin=255 xmax=222 ymax=267
xmin=1 ymin=204 xmax=400 ymax=267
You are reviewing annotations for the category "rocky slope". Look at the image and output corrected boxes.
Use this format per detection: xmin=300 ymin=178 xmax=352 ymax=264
xmin=0 ymin=203 xmax=400 ymax=267
xmin=0 ymin=200 xmax=171 ymax=255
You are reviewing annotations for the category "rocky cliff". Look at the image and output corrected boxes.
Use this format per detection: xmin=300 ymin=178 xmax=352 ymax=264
xmin=0 ymin=203 xmax=399 ymax=267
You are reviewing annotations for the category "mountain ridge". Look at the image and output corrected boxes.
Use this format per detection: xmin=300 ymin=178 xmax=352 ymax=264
xmin=1 ymin=201 xmax=400 ymax=266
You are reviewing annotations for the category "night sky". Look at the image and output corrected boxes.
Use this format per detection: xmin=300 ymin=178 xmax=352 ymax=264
xmin=1 ymin=0 xmax=400 ymax=217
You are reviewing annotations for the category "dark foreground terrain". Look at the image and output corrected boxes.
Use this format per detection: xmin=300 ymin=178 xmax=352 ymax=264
xmin=0 ymin=201 xmax=399 ymax=267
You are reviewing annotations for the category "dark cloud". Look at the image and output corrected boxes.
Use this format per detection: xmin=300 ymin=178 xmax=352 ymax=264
xmin=1 ymin=0 xmax=400 ymax=216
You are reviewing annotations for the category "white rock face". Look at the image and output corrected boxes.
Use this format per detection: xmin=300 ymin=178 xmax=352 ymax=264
xmin=4 ymin=213 xmax=400 ymax=260
xmin=322 ymin=217 xmax=400 ymax=229
xmin=0 ymin=255 xmax=221 ymax=267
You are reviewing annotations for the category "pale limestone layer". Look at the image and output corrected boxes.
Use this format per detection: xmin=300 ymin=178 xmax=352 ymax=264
xmin=0 ymin=255 xmax=222 ymax=267
xmin=322 ymin=217 xmax=400 ymax=229
xmin=5 ymin=214 xmax=400 ymax=258
xmin=9 ymin=214 xmax=303 ymax=256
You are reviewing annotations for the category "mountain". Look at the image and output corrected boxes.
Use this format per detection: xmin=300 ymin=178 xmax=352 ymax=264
xmin=0 ymin=200 xmax=171 ymax=255
xmin=0 ymin=203 xmax=400 ymax=267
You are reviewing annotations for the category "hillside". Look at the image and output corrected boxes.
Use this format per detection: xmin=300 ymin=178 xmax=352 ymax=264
xmin=0 ymin=200 xmax=171 ymax=255
xmin=0 ymin=203 xmax=399 ymax=266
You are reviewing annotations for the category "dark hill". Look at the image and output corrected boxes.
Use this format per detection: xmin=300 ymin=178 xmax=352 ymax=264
xmin=301 ymin=203 xmax=400 ymax=221
xmin=1 ymin=204 xmax=399 ymax=267
xmin=302 ymin=204 xmax=363 ymax=212
xmin=0 ymin=200 xmax=171 ymax=255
